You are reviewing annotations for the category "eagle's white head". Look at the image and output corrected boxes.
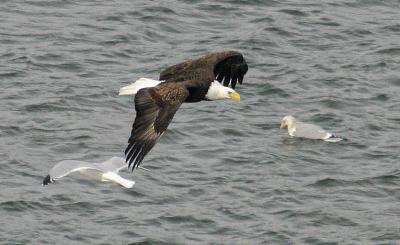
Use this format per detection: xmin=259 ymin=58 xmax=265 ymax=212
xmin=205 ymin=80 xmax=241 ymax=101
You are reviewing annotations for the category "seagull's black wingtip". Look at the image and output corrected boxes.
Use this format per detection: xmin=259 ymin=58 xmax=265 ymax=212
xmin=42 ymin=175 xmax=52 ymax=186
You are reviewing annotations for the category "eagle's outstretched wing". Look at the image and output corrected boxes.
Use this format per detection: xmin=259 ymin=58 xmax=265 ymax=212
xmin=159 ymin=51 xmax=248 ymax=89
xmin=125 ymin=83 xmax=189 ymax=170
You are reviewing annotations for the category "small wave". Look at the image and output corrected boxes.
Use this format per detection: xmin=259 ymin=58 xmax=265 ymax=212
xmin=382 ymin=24 xmax=400 ymax=33
xmin=58 ymin=201 xmax=102 ymax=213
xmin=309 ymin=171 xmax=400 ymax=190
xmin=278 ymin=9 xmax=309 ymax=17
xmin=160 ymin=214 xmax=215 ymax=226
xmin=126 ymin=238 xmax=172 ymax=245
xmin=308 ymin=177 xmax=347 ymax=188
xmin=374 ymin=47 xmax=400 ymax=55
xmin=0 ymin=71 xmax=26 ymax=78
xmin=0 ymin=200 xmax=53 ymax=212
xmin=23 ymin=101 xmax=76 ymax=112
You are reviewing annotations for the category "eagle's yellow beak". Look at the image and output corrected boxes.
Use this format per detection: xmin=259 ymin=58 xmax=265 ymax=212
xmin=229 ymin=92 xmax=241 ymax=101
xmin=280 ymin=122 xmax=286 ymax=129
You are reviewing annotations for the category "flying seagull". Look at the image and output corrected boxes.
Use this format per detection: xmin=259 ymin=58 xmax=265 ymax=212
xmin=280 ymin=115 xmax=342 ymax=142
xmin=42 ymin=157 xmax=135 ymax=188
xmin=119 ymin=51 xmax=248 ymax=170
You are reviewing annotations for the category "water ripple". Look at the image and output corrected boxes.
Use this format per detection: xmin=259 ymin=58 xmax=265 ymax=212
xmin=1 ymin=0 xmax=400 ymax=244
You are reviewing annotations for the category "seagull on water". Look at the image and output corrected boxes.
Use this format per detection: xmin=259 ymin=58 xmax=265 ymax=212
xmin=280 ymin=115 xmax=343 ymax=142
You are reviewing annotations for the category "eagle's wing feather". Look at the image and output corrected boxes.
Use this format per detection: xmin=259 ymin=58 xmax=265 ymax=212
xmin=213 ymin=52 xmax=248 ymax=89
xmin=125 ymin=84 xmax=189 ymax=170
xmin=159 ymin=51 xmax=248 ymax=89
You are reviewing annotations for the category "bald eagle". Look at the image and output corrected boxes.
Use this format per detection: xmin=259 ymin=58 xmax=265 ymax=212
xmin=119 ymin=51 xmax=248 ymax=171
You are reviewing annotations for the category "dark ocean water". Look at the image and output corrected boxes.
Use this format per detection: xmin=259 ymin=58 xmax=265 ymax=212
xmin=1 ymin=0 xmax=400 ymax=244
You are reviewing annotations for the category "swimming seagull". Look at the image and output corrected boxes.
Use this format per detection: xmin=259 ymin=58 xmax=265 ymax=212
xmin=42 ymin=157 xmax=135 ymax=188
xmin=280 ymin=115 xmax=342 ymax=142
xmin=119 ymin=51 xmax=248 ymax=171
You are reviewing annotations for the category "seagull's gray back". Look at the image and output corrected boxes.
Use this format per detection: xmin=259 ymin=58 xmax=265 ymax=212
xmin=294 ymin=122 xmax=330 ymax=139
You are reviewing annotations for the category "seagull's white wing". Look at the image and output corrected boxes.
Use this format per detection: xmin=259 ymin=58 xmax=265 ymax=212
xmin=42 ymin=157 xmax=136 ymax=187
xmin=101 ymin=172 xmax=135 ymax=188
xmin=94 ymin=157 xmax=127 ymax=172
xmin=43 ymin=160 xmax=101 ymax=185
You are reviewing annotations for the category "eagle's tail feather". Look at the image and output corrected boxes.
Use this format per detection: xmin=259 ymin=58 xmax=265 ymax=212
xmin=119 ymin=78 xmax=161 ymax=96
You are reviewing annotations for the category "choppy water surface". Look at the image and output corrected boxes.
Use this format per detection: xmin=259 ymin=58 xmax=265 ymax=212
xmin=1 ymin=0 xmax=400 ymax=244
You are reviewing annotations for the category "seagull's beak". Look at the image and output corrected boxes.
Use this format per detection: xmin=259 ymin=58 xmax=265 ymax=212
xmin=229 ymin=92 xmax=241 ymax=101
xmin=280 ymin=122 xmax=286 ymax=129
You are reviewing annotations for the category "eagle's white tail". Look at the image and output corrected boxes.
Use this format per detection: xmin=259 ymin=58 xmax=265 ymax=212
xmin=119 ymin=78 xmax=161 ymax=96
xmin=101 ymin=172 xmax=135 ymax=188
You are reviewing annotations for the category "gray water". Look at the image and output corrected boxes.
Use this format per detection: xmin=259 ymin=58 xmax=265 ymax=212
xmin=1 ymin=0 xmax=400 ymax=244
